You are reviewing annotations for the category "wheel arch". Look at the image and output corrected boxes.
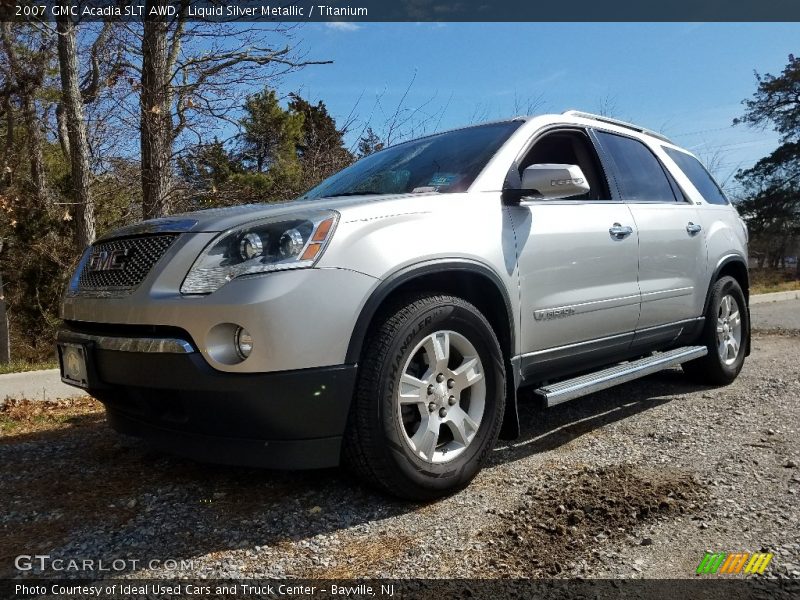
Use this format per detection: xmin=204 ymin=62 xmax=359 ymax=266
xmin=346 ymin=259 xmax=520 ymax=439
xmin=704 ymin=254 xmax=750 ymax=313
xmin=702 ymin=253 xmax=751 ymax=356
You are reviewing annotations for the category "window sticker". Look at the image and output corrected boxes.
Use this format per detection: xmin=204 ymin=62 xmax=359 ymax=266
xmin=427 ymin=173 xmax=459 ymax=188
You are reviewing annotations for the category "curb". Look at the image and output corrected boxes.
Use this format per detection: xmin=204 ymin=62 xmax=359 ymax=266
xmin=750 ymin=290 xmax=800 ymax=305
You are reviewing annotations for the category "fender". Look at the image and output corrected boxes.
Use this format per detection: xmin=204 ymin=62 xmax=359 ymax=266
xmin=345 ymin=258 xmax=520 ymax=439
xmin=702 ymin=253 xmax=751 ymax=356
xmin=703 ymin=253 xmax=750 ymax=314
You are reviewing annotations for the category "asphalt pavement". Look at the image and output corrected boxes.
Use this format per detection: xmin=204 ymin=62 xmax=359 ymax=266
xmin=751 ymin=299 xmax=800 ymax=331
xmin=0 ymin=368 xmax=80 ymax=401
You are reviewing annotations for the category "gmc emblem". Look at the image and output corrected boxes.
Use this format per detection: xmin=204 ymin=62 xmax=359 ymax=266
xmin=87 ymin=248 xmax=132 ymax=272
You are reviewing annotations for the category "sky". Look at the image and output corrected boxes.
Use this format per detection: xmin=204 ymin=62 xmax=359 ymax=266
xmin=273 ymin=22 xmax=799 ymax=197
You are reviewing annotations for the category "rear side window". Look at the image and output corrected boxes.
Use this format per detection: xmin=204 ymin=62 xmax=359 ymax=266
xmin=663 ymin=147 xmax=729 ymax=205
xmin=595 ymin=131 xmax=676 ymax=202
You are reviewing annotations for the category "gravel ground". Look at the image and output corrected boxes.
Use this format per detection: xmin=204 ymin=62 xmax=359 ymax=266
xmin=1 ymin=304 xmax=798 ymax=581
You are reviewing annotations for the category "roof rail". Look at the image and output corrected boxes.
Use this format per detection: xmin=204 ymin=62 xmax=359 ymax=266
xmin=562 ymin=110 xmax=673 ymax=144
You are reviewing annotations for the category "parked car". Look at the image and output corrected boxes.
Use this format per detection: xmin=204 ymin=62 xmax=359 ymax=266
xmin=57 ymin=110 xmax=750 ymax=500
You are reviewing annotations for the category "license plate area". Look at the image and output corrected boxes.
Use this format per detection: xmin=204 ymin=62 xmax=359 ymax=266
xmin=58 ymin=342 xmax=90 ymax=388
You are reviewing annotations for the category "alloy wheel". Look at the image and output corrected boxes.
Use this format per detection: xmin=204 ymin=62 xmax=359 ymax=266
xmin=716 ymin=294 xmax=742 ymax=366
xmin=396 ymin=330 xmax=486 ymax=463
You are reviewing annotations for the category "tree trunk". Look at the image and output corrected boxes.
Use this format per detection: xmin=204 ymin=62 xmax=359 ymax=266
xmin=0 ymin=274 xmax=11 ymax=365
xmin=1 ymin=92 xmax=13 ymax=188
xmin=140 ymin=7 xmax=174 ymax=219
xmin=56 ymin=103 xmax=70 ymax=160
xmin=57 ymin=12 xmax=96 ymax=250
xmin=0 ymin=272 xmax=8 ymax=364
xmin=21 ymin=94 xmax=47 ymax=204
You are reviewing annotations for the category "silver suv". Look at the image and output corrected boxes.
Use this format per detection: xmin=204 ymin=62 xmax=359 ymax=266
xmin=58 ymin=111 xmax=750 ymax=499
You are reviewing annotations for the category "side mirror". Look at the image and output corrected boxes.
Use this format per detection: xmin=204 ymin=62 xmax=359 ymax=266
xmin=513 ymin=163 xmax=590 ymax=201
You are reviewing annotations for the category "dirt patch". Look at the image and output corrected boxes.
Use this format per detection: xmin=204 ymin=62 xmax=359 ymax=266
xmin=305 ymin=534 xmax=419 ymax=578
xmin=477 ymin=464 xmax=707 ymax=577
xmin=0 ymin=397 xmax=103 ymax=438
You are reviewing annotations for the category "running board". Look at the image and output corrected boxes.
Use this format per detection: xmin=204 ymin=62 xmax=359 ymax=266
xmin=534 ymin=346 xmax=708 ymax=407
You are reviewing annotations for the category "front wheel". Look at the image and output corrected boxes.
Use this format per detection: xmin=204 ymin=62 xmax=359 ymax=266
xmin=342 ymin=293 xmax=505 ymax=500
xmin=682 ymin=276 xmax=749 ymax=385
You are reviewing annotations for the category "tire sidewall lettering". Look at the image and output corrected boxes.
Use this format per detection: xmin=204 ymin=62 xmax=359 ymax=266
xmin=380 ymin=300 xmax=503 ymax=486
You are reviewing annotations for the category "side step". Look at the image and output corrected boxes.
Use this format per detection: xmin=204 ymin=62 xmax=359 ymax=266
xmin=534 ymin=346 xmax=708 ymax=407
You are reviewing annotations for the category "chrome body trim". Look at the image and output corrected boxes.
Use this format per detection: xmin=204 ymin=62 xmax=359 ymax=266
xmin=517 ymin=316 xmax=704 ymax=361
xmin=56 ymin=330 xmax=195 ymax=354
xmin=636 ymin=316 xmax=704 ymax=333
xmin=640 ymin=287 xmax=694 ymax=303
xmin=518 ymin=330 xmax=631 ymax=360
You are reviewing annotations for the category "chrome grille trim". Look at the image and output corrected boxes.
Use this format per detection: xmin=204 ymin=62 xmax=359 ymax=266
xmin=76 ymin=234 xmax=179 ymax=293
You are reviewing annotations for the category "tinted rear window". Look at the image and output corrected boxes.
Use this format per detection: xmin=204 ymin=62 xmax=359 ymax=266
xmin=595 ymin=131 xmax=676 ymax=202
xmin=663 ymin=147 xmax=729 ymax=205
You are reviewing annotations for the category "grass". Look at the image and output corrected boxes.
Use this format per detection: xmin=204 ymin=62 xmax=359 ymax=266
xmin=0 ymin=397 xmax=101 ymax=437
xmin=750 ymin=268 xmax=800 ymax=296
xmin=0 ymin=359 xmax=58 ymax=375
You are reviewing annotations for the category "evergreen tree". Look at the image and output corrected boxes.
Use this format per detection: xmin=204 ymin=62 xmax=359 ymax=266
xmin=240 ymin=89 xmax=304 ymax=176
xmin=288 ymin=93 xmax=353 ymax=185
xmin=735 ymin=54 xmax=800 ymax=274
xmin=229 ymin=88 xmax=305 ymax=202
xmin=178 ymin=139 xmax=239 ymax=194
xmin=357 ymin=127 xmax=384 ymax=158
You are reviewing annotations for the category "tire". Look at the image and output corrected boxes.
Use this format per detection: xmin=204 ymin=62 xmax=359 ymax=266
xmin=342 ymin=293 xmax=505 ymax=500
xmin=682 ymin=276 xmax=749 ymax=385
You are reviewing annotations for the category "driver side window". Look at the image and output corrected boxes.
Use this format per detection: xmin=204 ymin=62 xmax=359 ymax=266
xmin=519 ymin=129 xmax=610 ymax=200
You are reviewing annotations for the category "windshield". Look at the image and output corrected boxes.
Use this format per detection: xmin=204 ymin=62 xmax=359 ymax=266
xmin=299 ymin=121 xmax=522 ymax=200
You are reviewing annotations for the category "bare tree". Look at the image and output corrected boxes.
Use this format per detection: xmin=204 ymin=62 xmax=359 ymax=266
xmin=356 ymin=73 xmax=445 ymax=147
xmin=0 ymin=237 xmax=7 ymax=363
xmin=56 ymin=12 xmax=96 ymax=249
xmin=512 ymin=91 xmax=545 ymax=116
xmin=129 ymin=7 xmax=331 ymax=218
xmin=139 ymin=7 xmax=176 ymax=219
xmin=597 ymin=94 xmax=619 ymax=118
xmin=0 ymin=23 xmax=49 ymax=204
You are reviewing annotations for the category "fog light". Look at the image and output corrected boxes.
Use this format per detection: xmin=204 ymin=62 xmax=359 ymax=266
xmin=234 ymin=327 xmax=253 ymax=360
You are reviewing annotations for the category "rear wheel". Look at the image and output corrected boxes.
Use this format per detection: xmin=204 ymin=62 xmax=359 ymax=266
xmin=343 ymin=293 xmax=505 ymax=500
xmin=682 ymin=276 xmax=749 ymax=385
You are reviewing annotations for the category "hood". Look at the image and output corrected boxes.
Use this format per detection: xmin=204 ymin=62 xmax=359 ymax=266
xmin=97 ymin=194 xmax=436 ymax=241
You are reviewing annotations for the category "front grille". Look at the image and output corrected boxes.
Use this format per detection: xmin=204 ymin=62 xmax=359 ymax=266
xmin=77 ymin=234 xmax=179 ymax=293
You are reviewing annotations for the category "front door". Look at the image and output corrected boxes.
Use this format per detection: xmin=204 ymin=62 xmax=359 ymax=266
xmin=511 ymin=129 xmax=641 ymax=382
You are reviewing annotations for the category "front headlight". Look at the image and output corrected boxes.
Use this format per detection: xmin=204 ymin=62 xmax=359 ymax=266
xmin=181 ymin=210 xmax=338 ymax=294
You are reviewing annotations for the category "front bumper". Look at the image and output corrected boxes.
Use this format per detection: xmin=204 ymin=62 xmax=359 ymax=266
xmin=61 ymin=264 xmax=379 ymax=374
xmin=57 ymin=328 xmax=357 ymax=469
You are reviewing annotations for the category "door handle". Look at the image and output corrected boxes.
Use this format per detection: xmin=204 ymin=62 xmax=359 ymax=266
xmin=686 ymin=222 xmax=702 ymax=235
xmin=609 ymin=223 xmax=633 ymax=239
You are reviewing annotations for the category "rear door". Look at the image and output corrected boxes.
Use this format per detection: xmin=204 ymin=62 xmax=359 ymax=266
xmin=593 ymin=130 xmax=707 ymax=350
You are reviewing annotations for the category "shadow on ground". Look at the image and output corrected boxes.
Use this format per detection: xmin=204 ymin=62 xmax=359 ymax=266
xmin=493 ymin=367 xmax=710 ymax=463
